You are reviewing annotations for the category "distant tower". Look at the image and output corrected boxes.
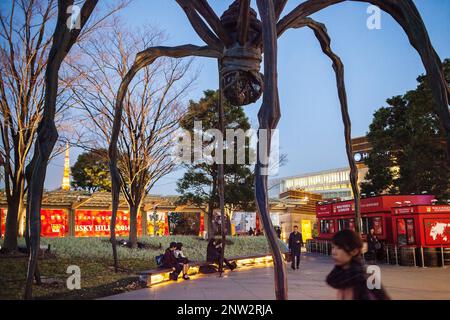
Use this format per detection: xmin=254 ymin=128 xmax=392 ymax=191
xmin=62 ymin=143 xmax=71 ymax=191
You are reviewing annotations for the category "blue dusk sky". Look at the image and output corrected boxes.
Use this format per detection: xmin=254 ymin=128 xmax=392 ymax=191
xmin=42 ymin=0 xmax=450 ymax=195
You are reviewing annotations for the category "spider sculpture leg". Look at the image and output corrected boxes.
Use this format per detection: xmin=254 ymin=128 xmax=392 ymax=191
xmin=108 ymin=45 xmax=221 ymax=270
xmin=175 ymin=0 xmax=225 ymax=51
xmin=278 ymin=0 xmax=450 ymax=160
xmin=256 ymin=0 xmax=287 ymax=301
xmin=288 ymin=17 xmax=362 ymax=232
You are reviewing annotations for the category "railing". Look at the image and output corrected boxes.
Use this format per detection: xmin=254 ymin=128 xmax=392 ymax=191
xmin=306 ymin=239 xmax=449 ymax=268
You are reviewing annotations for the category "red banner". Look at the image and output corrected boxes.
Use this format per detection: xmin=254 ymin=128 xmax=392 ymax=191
xmin=394 ymin=205 xmax=450 ymax=215
xmin=1 ymin=208 xmax=69 ymax=238
xmin=199 ymin=212 xmax=204 ymax=235
xmin=1 ymin=208 xmax=6 ymax=237
xmin=424 ymin=218 xmax=450 ymax=246
xmin=75 ymin=210 xmax=142 ymax=237
xmin=41 ymin=209 xmax=69 ymax=237
xmin=164 ymin=213 xmax=169 ymax=235
xmin=333 ymin=201 xmax=354 ymax=215
xmin=316 ymin=204 xmax=332 ymax=216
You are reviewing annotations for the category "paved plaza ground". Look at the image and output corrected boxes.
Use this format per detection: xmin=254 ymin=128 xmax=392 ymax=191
xmin=103 ymin=253 xmax=450 ymax=300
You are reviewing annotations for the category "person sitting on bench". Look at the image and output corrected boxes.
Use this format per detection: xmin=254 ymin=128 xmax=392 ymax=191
xmin=162 ymin=242 xmax=190 ymax=280
xmin=206 ymin=239 xmax=236 ymax=271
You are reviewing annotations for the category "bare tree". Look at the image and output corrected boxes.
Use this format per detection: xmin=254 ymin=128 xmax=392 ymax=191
xmin=0 ymin=0 xmax=76 ymax=251
xmin=24 ymin=0 xmax=129 ymax=300
xmin=70 ymin=22 xmax=196 ymax=256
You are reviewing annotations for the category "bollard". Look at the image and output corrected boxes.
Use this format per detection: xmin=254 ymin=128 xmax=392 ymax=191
xmin=386 ymin=246 xmax=390 ymax=264
xmin=441 ymin=245 xmax=445 ymax=268
xmin=395 ymin=245 xmax=399 ymax=265
xmin=412 ymin=247 xmax=417 ymax=267
xmin=420 ymin=247 xmax=425 ymax=268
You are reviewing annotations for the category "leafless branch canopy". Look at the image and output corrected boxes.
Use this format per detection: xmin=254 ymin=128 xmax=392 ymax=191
xmin=71 ymin=22 xmax=197 ymax=207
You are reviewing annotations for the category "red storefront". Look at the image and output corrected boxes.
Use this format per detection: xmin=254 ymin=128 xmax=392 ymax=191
xmin=316 ymin=203 xmax=335 ymax=240
xmin=392 ymin=205 xmax=450 ymax=247
xmin=1 ymin=208 xmax=70 ymax=238
xmin=316 ymin=195 xmax=436 ymax=242
xmin=74 ymin=210 xmax=143 ymax=237
xmin=41 ymin=209 xmax=69 ymax=237
xmin=0 ymin=208 xmax=144 ymax=238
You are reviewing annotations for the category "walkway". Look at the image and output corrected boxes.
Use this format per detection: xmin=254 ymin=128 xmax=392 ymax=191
xmin=103 ymin=253 xmax=450 ymax=300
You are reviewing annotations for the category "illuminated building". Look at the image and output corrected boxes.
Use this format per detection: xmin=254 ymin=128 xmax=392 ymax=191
xmin=278 ymin=136 xmax=371 ymax=200
xmin=0 ymin=191 xmax=206 ymax=238
xmin=232 ymin=190 xmax=321 ymax=241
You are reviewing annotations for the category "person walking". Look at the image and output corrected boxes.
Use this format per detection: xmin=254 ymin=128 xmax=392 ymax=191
xmin=367 ymin=228 xmax=381 ymax=263
xmin=326 ymin=230 xmax=390 ymax=300
xmin=288 ymin=225 xmax=303 ymax=270
xmin=275 ymin=226 xmax=282 ymax=239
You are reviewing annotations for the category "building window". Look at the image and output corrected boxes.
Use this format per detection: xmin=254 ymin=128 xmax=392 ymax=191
xmin=320 ymin=220 xmax=335 ymax=234
xmin=338 ymin=218 xmax=355 ymax=231
xmin=362 ymin=217 xmax=383 ymax=235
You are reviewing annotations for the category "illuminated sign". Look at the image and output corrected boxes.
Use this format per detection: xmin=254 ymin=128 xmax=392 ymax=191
xmin=41 ymin=209 xmax=69 ymax=237
xmin=75 ymin=210 xmax=142 ymax=237
xmin=353 ymin=152 xmax=369 ymax=163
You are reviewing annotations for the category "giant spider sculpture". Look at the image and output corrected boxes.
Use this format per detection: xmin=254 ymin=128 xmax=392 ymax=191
xmin=108 ymin=0 xmax=450 ymax=300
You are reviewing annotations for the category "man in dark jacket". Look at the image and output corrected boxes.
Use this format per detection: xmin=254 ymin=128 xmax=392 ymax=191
xmin=367 ymin=228 xmax=380 ymax=262
xmin=206 ymin=239 xmax=236 ymax=272
xmin=288 ymin=226 xmax=303 ymax=270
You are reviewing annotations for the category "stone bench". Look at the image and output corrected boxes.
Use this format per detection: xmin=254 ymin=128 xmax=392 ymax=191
xmin=138 ymin=253 xmax=276 ymax=287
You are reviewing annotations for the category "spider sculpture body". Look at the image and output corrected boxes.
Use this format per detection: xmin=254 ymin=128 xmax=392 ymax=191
xmin=108 ymin=0 xmax=450 ymax=300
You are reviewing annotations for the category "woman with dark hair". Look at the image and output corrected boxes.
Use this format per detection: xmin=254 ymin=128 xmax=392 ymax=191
xmin=326 ymin=230 xmax=390 ymax=300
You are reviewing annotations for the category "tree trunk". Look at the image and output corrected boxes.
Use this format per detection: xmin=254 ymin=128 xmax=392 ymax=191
xmin=207 ymin=170 xmax=217 ymax=240
xmin=17 ymin=198 xmax=26 ymax=237
xmin=3 ymin=200 xmax=19 ymax=252
xmin=24 ymin=159 xmax=35 ymax=251
xmin=128 ymin=204 xmax=139 ymax=249
xmin=3 ymin=174 xmax=25 ymax=251
xmin=25 ymin=130 xmax=57 ymax=300
xmin=24 ymin=0 xmax=99 ymax=299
